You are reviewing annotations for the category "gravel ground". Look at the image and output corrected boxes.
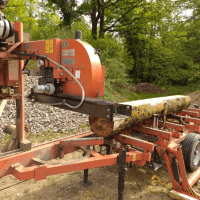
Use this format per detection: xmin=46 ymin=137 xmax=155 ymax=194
xmin=0 ymin=75 xmax=89 ymax=136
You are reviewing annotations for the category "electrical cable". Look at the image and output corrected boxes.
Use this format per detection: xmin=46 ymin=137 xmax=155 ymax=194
xmin=11 ymin=51 xmax=85 ymax=109
xmin=0 ymin=180 xmax=28 ymax=192
xmin=44 ymin=56 xmax=85 ymax=109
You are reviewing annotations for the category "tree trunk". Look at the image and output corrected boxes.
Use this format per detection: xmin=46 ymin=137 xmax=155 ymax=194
xmin=99 ymin=0 xmax=104 ymax=38
xmin=91 ymin=6 xmax=98 ymax=40
xmin=89 ymin=95 xmax=191 ymax=137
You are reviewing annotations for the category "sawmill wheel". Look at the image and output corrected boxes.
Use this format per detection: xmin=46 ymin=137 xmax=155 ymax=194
xmin=182 ymin=133 xmax=200 ymax=172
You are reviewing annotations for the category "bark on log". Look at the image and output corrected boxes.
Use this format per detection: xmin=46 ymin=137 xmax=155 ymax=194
xmin=89 ymin=95 xmax=191 ymax=137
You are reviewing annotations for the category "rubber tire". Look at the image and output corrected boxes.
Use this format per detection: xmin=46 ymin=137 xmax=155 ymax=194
xmin=182 ymin=133 xmax=200 ymax=172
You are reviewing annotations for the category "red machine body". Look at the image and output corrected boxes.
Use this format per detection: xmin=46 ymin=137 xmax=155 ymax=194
xmin=21 ymin=39 xmax=104 ymax=98
xmin=0 ymin=60 xmax=19 ymax=86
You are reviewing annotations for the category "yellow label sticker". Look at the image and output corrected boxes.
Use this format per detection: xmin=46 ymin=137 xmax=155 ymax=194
xmin=133 ymin=154 xmax=136 ymax=161
xmin=45 ymin=39 xmax=53 ymax=53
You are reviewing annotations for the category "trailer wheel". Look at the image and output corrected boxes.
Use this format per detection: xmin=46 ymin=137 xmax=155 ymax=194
xmin=182 ymin=133 xmax=200 ymax=172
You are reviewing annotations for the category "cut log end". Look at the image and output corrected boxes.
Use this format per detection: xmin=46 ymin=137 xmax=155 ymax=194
xmin=89 ymin=116 xmax=114 ymax=137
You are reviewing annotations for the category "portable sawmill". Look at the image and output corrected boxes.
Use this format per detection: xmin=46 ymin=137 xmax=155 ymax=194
xmin=1 ymin=1 xmax=200 ymax=200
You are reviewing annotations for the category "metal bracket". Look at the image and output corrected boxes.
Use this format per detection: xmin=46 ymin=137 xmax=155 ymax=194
xmin=146 ymin=146 xmax=162 ymax=171
xmin=153 ymin=114 xmax=159 ymax=129
xmin=20 ymin=139 xmax=32 ymax=151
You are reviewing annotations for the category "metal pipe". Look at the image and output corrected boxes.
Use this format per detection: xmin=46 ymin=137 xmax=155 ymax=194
xmin=188 ymin=166 xmax=200 ymax=187
xmin=14 ymin=22 xmax=24 ymax=148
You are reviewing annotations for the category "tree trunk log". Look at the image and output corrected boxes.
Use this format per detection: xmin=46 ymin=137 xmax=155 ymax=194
xmin=89 ymin=95 xmax=191 ymax=137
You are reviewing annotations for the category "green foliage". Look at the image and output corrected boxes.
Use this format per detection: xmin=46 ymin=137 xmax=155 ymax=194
xmin=31 ymin=16 xmax=90 ymax=41
xmin=4 ymin=0 xmax=37 ymax=33
xmin=88 ymin=35 xmax=133 ymax=85
xmin=119 ymin=0 xmax=200 ymax=87
xmin=47 ymin=0 xmax=79 ymax=27
xmin=30 ymin=11 xmax=61 ymax=41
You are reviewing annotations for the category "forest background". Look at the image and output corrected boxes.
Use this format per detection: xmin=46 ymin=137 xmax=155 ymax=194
xmin=4 ymin=0 xmax=200 ymax=102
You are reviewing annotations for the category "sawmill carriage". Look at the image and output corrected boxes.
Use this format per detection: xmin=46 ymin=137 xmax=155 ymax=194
xmin=1 ymin=1 xmax=200 ymax=199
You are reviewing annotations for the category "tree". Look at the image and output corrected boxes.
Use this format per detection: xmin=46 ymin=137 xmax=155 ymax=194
xmin=78 ymin=0 xmax=146 ymax=39
xmin=117 ymin=0 xmax=195 ymax=86
xmin=47 ymin=0 xmax=79 ymax=28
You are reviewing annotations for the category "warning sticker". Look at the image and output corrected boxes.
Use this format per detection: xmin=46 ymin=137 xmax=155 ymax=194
xmin=62 ymin=49 xmax=75 ymax=56
xmin=75 ymin=70 xmax=80 ymax=79
xmin=45 ymin=39 xmax=53 ymax=53
xmin=132 ymin=154 xmax=136 ymax=161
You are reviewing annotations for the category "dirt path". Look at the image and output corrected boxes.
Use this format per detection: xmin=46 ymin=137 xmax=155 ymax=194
xmin=1 ymin=91 xmax=200 ymax=200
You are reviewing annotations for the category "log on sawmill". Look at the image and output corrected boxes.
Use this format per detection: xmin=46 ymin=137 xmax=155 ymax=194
xmin=89 ymin=95 xmax=191 ymax=137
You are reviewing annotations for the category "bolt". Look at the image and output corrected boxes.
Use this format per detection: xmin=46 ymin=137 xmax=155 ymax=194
xmin=16 ymin=83 xmax=18 ymax=85
xmin=60 ymin=72 xmax=63 ymax=76
xmin=32 ymin=49 xmax=34 ymax=51
xmin=76 ymin=66 xmax=78 ymax=68
xmin=107 ymin=109 xmax=110 ymax=112
xmin=36 ymin=49 xmax=38 ymax=51
xmin=160 ymin=150 xmax=165 ymax=154
xmin=57 ymin=65 xmax=60 ymax=69
xmin=70 ymin=66 xmax=72 ymax=68
xmin=29 ymin=49 xmax=31 ymax=52
xmin=82 ymin=82 xmax=84 ymax=84
xmin=127 ymin=106 xmax=130 ymax=109
xmin=82 ymin=66 xmax=85 ymax=69
xmin=107 ymin=115 xmax=109 ymax=118
xmin=69 ymin=80 xmax=71 ymax=83
xmin=175 ymin=186 xmax=180 ymax=190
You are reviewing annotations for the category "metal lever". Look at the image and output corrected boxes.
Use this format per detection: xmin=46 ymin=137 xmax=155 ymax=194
xmin=153 ymin=114 xmax=159 ymax=129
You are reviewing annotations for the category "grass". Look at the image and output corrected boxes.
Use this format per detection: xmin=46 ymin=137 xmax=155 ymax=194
xmin=68 ymin=129 xmax=73 ymax=134
xmin=47 ymin=176 xmax=56 ymax=186
xmin=162 ymin=83 xmax=200 ymax=96
xmin=26 ymin=60 xmax=38 ymax=70
xmin=80 ymin=123 xmax=89 ymax=128
xmin=27 ymin=132 xmax=66 ymax=144
xmin=100 ymin=80 xmax=200 ymax=103
xmin=26 ymin=122 xmax=90 ymax=145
